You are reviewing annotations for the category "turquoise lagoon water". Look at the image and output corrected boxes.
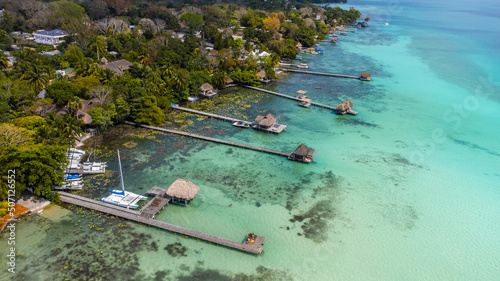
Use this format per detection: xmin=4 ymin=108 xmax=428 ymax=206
xmin=1 ymin=0 xmax=500 ymax=280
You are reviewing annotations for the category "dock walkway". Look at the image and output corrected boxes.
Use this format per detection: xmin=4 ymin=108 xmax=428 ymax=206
xmin=140 ymin=186 xmax=171 ymax=219
xmin=172 ymin=105 xmax=286 ymax=134
xmin=243 ymin=86 xmax=336 ymax=110
xmin=58 ymin=192 xmax=266 ymax=255
xmin=172 ymin=105 xmax=252 ymax=126
xmin=123 ymin=121 xmax=291 ymax=158
xmin=277 ymin=68 xmax=361 ymax=79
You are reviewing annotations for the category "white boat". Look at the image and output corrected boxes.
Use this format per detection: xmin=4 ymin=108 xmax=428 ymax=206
xmin=187 ymin=96 xmax=199 ymax=101
xmin=55 ymin=180 xmax=84 ymax=190
xmin=82 ymin=162 xmax=106 ymax=173
xmin=68 ymin=148 xmax=85 ymax=155
xmin=232 ymin=121 xmax=251 ymax=128
xmin=297 ymin=63 xmax=309 ymax=69
xmin=101 ymin=191 xmax=147 ymax=209
xmin=67 ymin=162 xmax=82 ymax=169
xmin=101 ymin=150 xmax=146 ymax=209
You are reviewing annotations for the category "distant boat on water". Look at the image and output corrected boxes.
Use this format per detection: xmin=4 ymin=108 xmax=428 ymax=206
xmin=297 ymin=63 xmax=309 ymax=69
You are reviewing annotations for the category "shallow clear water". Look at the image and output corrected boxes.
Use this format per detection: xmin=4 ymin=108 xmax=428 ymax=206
xmin=1 ymin=0 xmax=500 ymax=280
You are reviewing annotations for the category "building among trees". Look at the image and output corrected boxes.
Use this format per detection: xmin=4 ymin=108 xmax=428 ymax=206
xmin=33 ymin=29 xmax=67 ymax=45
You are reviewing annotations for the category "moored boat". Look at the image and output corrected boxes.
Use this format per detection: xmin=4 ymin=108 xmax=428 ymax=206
xmin=232 ymin=121 xmax=251 ymax=128
xmin=297 ymin=63 xmax=309 ymax=69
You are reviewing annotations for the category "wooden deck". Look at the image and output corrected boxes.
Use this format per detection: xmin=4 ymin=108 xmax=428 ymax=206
xmin=139 ymin=196 xmax=170 ymax=219
xmin=58 ymin=192 xmax=266 ymax=255
xmin=123 ymin=121 xmax=291 ymax=158
xmin=172 ymin=105 xmax=252 ymax=126
xmin=276 ymin=68 xmax=363 ymax=80
xmin=243 ymin=86 xmax=337 ymax=110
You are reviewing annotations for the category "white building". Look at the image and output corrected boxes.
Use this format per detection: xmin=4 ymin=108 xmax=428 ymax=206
xmin=33 ymin=29 xmax=67 ymax=45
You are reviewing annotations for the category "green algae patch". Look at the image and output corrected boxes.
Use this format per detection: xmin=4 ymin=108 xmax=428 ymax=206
xmin=123 ymin=141 xmax=137 ymax=149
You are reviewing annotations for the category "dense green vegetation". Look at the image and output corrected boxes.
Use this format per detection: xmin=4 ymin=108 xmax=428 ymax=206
xmin=0 ymin=0 xmax=359 ymax=202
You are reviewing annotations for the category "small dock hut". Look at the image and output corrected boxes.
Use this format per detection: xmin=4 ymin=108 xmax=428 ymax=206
xmin=296 ymin=90 xmax=312 ymax=108
xmin=296 ymin=90 xmax=307 ymax=99
xmin=166 ymin=179 xmax=200 ymax=206
xmin=225 ymin=77 xmax=235 ymax=87
xmin=199 ymin=83 xmax=216 ymax=98
xmin=335 ymin=99 xmax=357 ymax=115
xmin=257 ymin=70 xmax=272 ymax=83
xmin=360 ymin=73 xmax=371 ymax=81
xmin=254 ymin=113 xmax=286 ymax=133
xmin=289 ymin=144 xmax=316 ymax=163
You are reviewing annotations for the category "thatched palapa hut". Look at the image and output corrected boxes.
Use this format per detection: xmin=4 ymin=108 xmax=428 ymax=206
xmin=166 ymin=179 xmax=200 ymax=205
xmin=335 ymin=99 xmax=357 ymax=115
xmin=199 ymin=83 xmax=216 ymax=98
xmin=289 ymin=144 xmax=316 ymax=163
xmin=257 ymin=70 xmax=271 ymax=83
xmin=224 ymin=77 xmax=234 ymax=86
xmin=254 ymin=113 xmax=277 ymax=128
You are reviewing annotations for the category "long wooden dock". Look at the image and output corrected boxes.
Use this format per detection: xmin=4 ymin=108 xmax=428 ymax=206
xmin=58 ymin=192 xmax=266 ymax=255
xmin=171 ymin=105 xmax=252 ymax=126
xmin=171 ymin=105 xmax=287 ymax=134
xmin=123 ymin=121 xmax=291 ymax=158
xmin=243 ymin=86 xmax=337 ymax=110
xmin=277 ymin=68 xmax=363 ymax=80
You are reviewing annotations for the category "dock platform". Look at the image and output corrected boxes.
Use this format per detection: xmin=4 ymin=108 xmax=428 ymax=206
xmin=243 ymin=86 xmax=336 ymax=110
xmin=123 ymin=121 xmax=291 ymax=158
xmin=58 ymin=192 xmax=266 ymax=255
xmin=277 ymin=68 xmax=365 ymax=80
xmin=140 ymin=186 xmax=171 ymax=219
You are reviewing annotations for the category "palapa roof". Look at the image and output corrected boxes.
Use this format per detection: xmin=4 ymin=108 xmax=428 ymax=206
xmin=293 ymin=143 xmax=315 ymax=157
xmin=257 ymin=70 xmax=267 ymax=78
xmin=254 ymin=113 xmax=276 ymax=127
xmin=200 ymin=83 xmax=213 ymax=91
xmin=166 ymin=179 xmax=200 ymax=200
xmin=336 ymin=99 xmax=354 ymax=111
xmin=296 ymin=42 xmax=303 ymax=47
xmin=224 ymin=77 xmax=233 ymax=84
xmin=78 ymin=113 xmax=92 ymax=124
xmin=76 ymin=98 xmax=100 ymax=125
xmin=296 ymin=90 xmax=308 ymax=94
xmin=101 ymin=59 xmax=132 ymax=75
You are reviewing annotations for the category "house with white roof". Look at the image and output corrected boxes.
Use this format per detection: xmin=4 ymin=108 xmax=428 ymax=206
xmin=33 ymin=29 xmax=68 ymax=45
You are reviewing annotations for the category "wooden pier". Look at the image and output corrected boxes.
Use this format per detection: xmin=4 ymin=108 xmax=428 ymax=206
xmin=243 ymin=86 xmax=337 ymax=110
xmin=58 ymin=192 xmax=266 ymax=255
xmin=123 ymin=121 xmax=291 ymax=158
xmin=277 ymin=68 xmax=366 ymax=80
xmin=171 ymin=105 xmax=252 ymax=126
xmin=172 ymin=105 xmax=286 ymax=134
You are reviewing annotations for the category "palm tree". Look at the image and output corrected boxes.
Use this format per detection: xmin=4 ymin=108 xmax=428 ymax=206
xmin=212 ymin=70 xmax=227 ymax=89
xmin=0 ymin=52 xmax=8 ymax=70
xmin=61 ymin=115 xmax=83 ymax=145
xmin=168 ymin=70 xmax=189 ymax=92
xmin=161 ymin=66 xmax=174 ymax=79
xmin=91 ymin=35 xmax=107 ymax=61
xmin=65 ymin=99 xmax=82 ymax=117
xmin=20 ymin=63 xmax=49 ymax=94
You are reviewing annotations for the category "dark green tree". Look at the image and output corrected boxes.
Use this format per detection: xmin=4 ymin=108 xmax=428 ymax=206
xmin=45 ymin=80 xmax=78 ymax=106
